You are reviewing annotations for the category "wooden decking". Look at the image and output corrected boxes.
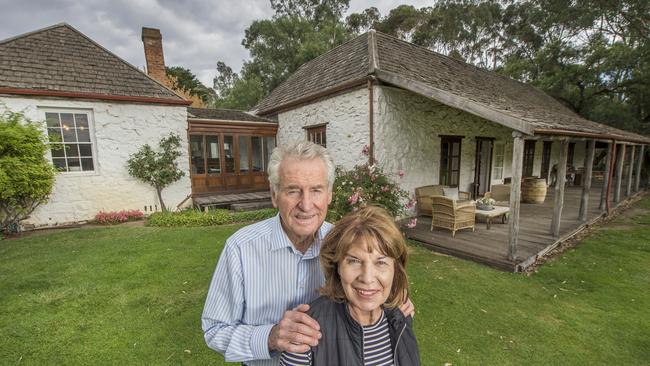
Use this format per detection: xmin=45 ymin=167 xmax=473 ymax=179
xmin=193 ymin=191 xmax=272 ymax=210
xmin=404 ymin=183 xmax=640 ymax=272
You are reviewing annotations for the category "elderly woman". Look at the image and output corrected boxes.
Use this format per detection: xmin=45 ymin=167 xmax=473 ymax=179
xmin=280 ymin=206 xmax=420 ymax=366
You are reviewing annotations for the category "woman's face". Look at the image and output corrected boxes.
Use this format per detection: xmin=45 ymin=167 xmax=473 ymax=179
xmin=338 ymin=239 xmax=395 ymax=325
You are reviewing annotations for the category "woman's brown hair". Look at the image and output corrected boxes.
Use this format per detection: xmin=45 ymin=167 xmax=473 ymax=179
xmin=320 ymin=205 xmax=409 ymax=308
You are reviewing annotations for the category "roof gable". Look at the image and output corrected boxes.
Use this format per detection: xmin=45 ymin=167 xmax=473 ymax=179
xmin=0 ymin=23 xmax=186 ymax=104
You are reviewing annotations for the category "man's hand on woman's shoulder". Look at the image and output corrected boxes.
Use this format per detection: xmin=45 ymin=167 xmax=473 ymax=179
xmin=269 ymin=304 xmax=322 ymax=353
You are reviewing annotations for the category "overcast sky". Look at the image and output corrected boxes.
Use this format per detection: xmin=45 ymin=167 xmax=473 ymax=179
xmin=0 ymin=0 xmax=431 ymax=87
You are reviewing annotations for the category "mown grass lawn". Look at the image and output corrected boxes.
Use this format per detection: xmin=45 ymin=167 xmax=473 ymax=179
xmin=1 ymin=198 xmax=649 ymax=365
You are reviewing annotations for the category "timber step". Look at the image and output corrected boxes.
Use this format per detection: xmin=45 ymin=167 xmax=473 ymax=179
xmin=231 ymin=200 xmax=274 ymax=212
xmin=194 ymin=191 xmax=272 ymax=211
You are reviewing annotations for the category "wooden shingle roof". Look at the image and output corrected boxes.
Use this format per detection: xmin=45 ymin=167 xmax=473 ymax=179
xmin=255 ymin=31 xmax=649 ymax=144
xmin=188 ymin=107 xmax=276 ymax=123
xmin=0 ymin=23 xmax=189 ymax=105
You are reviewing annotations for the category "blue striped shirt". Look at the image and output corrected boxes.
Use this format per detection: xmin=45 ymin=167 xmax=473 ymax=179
xmin=202 ymin=214 xmax=333 ymax=365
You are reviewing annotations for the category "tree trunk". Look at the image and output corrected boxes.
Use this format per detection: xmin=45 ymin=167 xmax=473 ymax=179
xmin=155 ymin=186 xmax=167 ymax=212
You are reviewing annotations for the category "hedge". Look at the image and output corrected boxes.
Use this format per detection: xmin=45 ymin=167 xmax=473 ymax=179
xmin=146 ymin=208 xmax=278 ymax=227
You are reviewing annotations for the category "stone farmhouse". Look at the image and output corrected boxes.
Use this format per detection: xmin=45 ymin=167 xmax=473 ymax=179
xmin=2 ymin=24 xmax=649 ymax=270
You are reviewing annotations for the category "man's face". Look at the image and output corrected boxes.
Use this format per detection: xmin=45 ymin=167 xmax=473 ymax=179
xmin=272 ymin=157 xmax=332 ymax=251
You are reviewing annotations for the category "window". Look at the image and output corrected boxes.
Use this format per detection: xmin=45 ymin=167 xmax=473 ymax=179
xmin=189 ymin=134 xmax=276 ymax=175
xmin=440 ymin=136 xmax=462 ymax=186
xmin=305 ymin=124 xmax=326 ymax=147
xmin=567 ymin=142 xmax=576 ymax=167
xmin=523 ymin=140 xmax=536 ymax=177
xmin=540 ymin=141 xmax=552 ymax=181
xmin=45 ymin=111 xmax=94 ymax=172
xmin=190 ymin=135 xmax=205 ymax=174
xmin=493 ymin=143 xmax=505 ymax=180
xmin=263 ymin=136 xmax=276 ymax=171
xmin=206 ymin=136 xmax=220 ymax=174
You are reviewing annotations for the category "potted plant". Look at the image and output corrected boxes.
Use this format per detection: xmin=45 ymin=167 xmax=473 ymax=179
xmin=476 ymin=196 xmax=496 ymax=211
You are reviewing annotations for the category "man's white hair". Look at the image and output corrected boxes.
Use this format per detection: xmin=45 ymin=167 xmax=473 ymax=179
xmin=267 ymin=140 xmax=335 ymax=193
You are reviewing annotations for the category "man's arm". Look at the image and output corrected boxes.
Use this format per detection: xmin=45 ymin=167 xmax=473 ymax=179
xmin=202 ymin=242 xmax=274 ymax=362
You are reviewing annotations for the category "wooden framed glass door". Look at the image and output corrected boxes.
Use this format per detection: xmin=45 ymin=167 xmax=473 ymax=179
xmin=189 ymin=132 xmax=276 ymax=194
xmin=523 ymin=140 xmax=536 ymax=177
xmin=473 ymin=138 xmax=494 ymax=198
xmin=540 ymin=141 xmax=552 ymax=183
xmin=440 ymin=136 xmax=462 ymax=187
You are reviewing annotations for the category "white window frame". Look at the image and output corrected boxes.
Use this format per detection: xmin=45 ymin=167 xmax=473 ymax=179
xmin=493 ymin=142 xmax=505 ymax=180
xmin=40 ymin=108 xmax=98 ymax=175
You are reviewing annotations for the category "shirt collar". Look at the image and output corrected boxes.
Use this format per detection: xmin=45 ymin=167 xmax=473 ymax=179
xmin=269 ymin=213 xmax=324 ymax=259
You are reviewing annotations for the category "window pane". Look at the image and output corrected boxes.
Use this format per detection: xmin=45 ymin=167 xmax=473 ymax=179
xmin=224 ymin=136 xmax=234 ymax=173
xmin=60 ymin=113 xmax=74 ymax=130
xmin=51 ymin=144 xmax=65 ymax=158
xmin=74 ymin=114 xmax=89 ymax=128
xmin=46 ymin=113 xmax=60 ymax=128
xmin=239 ymin=136 xmax=249 ymax=172
xmin=65 ymin=144 xmax=79 ymax=157
xmin=62 ymin=125 xmax=76 ymax=142
xmin=67 ymin=157 xmax=81 ymax=171
xmin=190 ymin=135 xmax=205 ymax=174
xmin=251 ymin=136 xmax=263 ymax=172
xmin=81 ymin=158 xmax=94 ymax=171
xmin=263 ymin=136 xmax=275 ymax=171
xmin=77 ymin=127 xmax=90 ymax=142
xmin=78 ymin=144 xmax=92 ymax=157
xmin=206 ymin=135 xmax=220 ymax=174
xmin=52 ymin=158 xmax=66 ymax=171
xmin=48 ymin=127 xmax=62 ymax=142
xmin=452 ymin=142 xmax=460 ymax=155
xmin=452 ymin=157 xmax=459 ymax=170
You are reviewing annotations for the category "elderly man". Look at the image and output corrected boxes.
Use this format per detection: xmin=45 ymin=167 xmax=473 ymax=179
xmin=202 ymin=141 xmax=412 ymax=365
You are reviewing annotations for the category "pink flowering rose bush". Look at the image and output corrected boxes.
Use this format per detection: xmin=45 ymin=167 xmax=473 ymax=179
xmin=94 ymin=209 xmax=144 ymax=225
xmin=328 ymin=148 xmax=416 ymax=227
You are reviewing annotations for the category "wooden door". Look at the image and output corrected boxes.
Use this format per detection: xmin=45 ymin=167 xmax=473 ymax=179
xmin=473 ymin=138 xmax=494 ymax=198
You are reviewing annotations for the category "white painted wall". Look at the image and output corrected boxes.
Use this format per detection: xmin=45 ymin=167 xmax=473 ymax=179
xmin=374 ymin=86 xmax=516 ymax=196
xmin=275 ymin=86 xmax=596 ymax=206
xmin=276 ymin=87 xmax=370 ymax=169
xmin=0 ymin=96 xmax=191 ymax=227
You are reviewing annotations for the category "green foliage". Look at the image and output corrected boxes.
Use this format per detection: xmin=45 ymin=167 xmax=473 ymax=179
xmin=0 ymin=108 xmax=56 ymax=234
xmin=147 ymin=208 xmax=277 ymax=227
xmin=126 ymin=134 xmax=185 ymax=212
xmin=165 ymin=66 xmax=216 ymax=104
xmin=214 ymin=0 xmax=352 ymax=109
xmin=328 ymin=150 xmax=412 ymax=221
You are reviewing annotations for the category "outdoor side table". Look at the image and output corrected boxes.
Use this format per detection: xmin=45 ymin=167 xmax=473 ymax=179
xmin=474 ymin=206 xmax=510 ymax=230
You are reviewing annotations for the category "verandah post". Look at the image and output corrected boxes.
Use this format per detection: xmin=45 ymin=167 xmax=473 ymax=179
xmin=508 ymin=132 xmax=524 ymax=261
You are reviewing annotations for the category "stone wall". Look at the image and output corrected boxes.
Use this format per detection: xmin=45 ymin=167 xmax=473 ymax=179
xmin=0 ymin=96 xmax=191 ymax=227
xmin=275 ymin=85 xmax=594 ymax=202
xmin=276 ymin=87 xmax=370 ymax=168
xmin=374 ymin=86 xmax=517 ymax=196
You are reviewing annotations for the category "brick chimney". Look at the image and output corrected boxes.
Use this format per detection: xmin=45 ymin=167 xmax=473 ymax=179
xmin=141 ymin=27 xmax=166 ymax=82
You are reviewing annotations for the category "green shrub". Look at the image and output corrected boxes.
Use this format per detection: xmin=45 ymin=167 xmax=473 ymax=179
xmin=146 ymin=208 xmax=277 ymax=227
xmin=0 ymin=108 xmax=57 ymax=234
xmin=328 ymin=146 xmax=414 ymax=223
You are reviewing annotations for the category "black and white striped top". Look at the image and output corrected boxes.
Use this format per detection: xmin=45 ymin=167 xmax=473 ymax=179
xmin=279 ymin=311 xmax=394 ymax=366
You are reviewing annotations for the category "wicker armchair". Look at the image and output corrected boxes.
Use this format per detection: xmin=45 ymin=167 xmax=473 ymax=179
xmin=415 ymin=185 xmax=470 ymax=216
xmin=430 ymin=195 xmax=476 ymax=237
xmin=485 ymin=184 xmax=511 ymax=206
